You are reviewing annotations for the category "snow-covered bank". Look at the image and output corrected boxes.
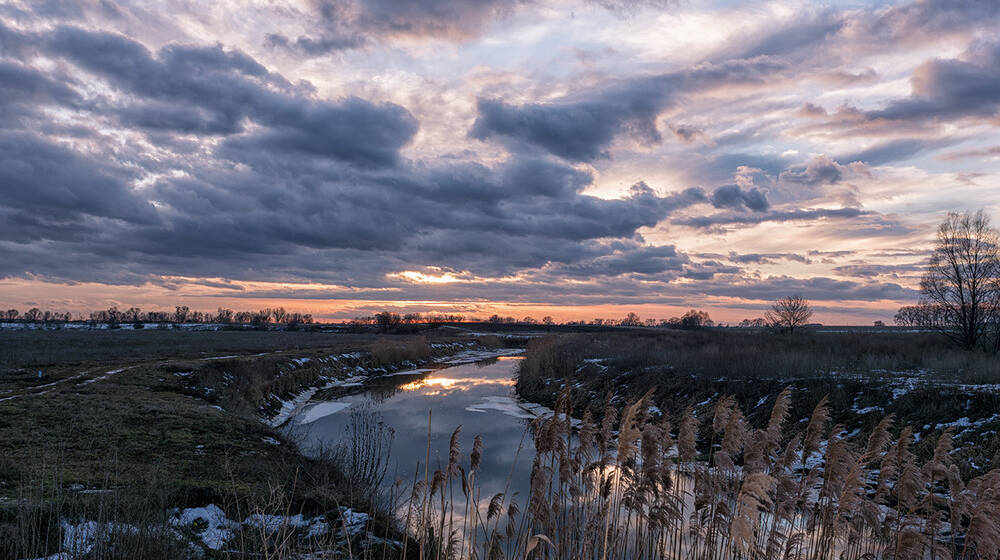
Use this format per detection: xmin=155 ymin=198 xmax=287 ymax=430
xmin=22 ymin=504 xmax=389 ymax=559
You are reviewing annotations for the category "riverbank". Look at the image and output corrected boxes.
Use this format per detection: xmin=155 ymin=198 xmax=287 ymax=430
xmin=0 ymin=328 xmax=523 ymax=558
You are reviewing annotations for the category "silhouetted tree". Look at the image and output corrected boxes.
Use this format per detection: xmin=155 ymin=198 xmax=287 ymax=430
xmin=24 ymin=308 xmax=41 ymax=322
xmin=374 ymin=311 xmax=402 ymax=331
xmin=215 ymin=308 xmax=234 ymax=323
xmin=106 ymin=306 xmax=122 ymax=327
xmin=234 ymin=311 xmax=253 ymax=324
xmin=620 ymin=312 xmax=642 ymax=327
xmin=678 ymin=309 xmax=713 ymax=329
xmin=919 ymin=209 xmax=1000 ymax=351
xmin=765 ymin=294 xmax=813 ymax=333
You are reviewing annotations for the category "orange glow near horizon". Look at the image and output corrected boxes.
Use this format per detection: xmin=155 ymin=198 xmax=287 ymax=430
xmin=0 ymin=276 xmax=908 ymax=326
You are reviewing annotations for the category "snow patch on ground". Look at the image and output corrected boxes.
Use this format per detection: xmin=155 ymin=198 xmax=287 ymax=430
xmin=268 ymin=386 xmax=323 ymax=428
xmin=79 ymin=367 xmax=132 ymax=386
xmin=386 ymin=368 xmax=435 ymax=377
xmin=855 ymin=406 xmax=884 ymax=415
xmin=442 ymin=348 xmax=524 ymax=365
xmin=172 ymin=504 xmax=234 ymax=550
xmin=295 ymin=401 xmax=353 ymax=424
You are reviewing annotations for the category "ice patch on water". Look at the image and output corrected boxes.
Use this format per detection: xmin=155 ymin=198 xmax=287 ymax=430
xmin=466 ymin=396 xmax=537 ymax=419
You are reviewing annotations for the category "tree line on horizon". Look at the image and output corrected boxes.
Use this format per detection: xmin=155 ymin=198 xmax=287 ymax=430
xmin=349 ymin=297 xmax=815 ymax=332
xmin=0 ymin=305 xmax=314 ymax=327
xmin=2 ymin=296 xmax=817 ymax=332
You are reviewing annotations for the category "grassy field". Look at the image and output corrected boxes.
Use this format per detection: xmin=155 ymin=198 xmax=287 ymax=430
xmin=0 ymin=328 xmax=377 ymax=370
xmin=0 ymin=328 xmax=480 ymax=558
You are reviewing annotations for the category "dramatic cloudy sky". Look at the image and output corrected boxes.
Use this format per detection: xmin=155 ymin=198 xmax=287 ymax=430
xmin=2 ymin=0 xmax=999 ymax=323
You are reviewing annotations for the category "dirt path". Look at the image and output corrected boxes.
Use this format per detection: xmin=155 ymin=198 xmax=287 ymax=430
xmin=0 ymin=351 xmax=278 ymax=403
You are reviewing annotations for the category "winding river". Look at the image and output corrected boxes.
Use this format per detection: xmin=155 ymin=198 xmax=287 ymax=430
xmin=287 ymin=353 xmax=539 ymax=506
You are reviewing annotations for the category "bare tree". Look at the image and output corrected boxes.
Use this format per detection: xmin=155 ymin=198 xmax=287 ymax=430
xmin=620 ymin=312 xmax=642 ymax=327
xmin=919 ymin=209 xmax=1000 ymax=351
xmin=124 ymin=307 xmax=142 ymax=324
xmin=679 ymin=309 xmax=713 ymax=329
xmin=374 ymin=311 xmax=401 ymax=331
xmin=765 ymin=294 xmax=813 ymax=333
xmin=215 ymin=308 xmax=234 ymax=324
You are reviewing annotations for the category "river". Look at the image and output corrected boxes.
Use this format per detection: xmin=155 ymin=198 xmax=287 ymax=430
xmin=286 ymin=353 xmax=538 ymax=509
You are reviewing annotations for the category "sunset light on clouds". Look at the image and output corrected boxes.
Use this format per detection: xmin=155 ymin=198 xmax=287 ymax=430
xmin=2 ymin=0 xmax=1000 ymax=324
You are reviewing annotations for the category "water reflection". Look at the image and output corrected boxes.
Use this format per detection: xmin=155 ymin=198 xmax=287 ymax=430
xmin=288 ymin=355 xmax=537 ymax=509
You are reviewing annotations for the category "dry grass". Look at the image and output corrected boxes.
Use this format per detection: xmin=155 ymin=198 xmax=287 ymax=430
xmin=401 ymin=389 xmax=1000 ymax=560
xmin=371 ymin=336 xmax=432 ymax=366
xmin=516 ymin=332 xmax=1000 ymax=477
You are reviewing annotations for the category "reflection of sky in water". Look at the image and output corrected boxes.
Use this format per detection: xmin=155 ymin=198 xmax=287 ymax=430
xmin=288 ymin=356 xmax=536 ymax=507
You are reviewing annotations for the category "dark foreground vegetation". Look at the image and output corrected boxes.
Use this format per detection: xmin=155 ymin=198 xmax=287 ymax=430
xmin=0 ymin=328 xmax=487 ymax=559
xmin=5 ymin=325 xmax=1000 ymax=559
xmin=407 ymin=386 xmax=1000 ymax=560
xmin=517 ymin=330 xmax=1000 ymax=478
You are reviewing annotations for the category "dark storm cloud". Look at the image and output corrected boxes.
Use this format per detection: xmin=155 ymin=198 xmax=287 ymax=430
xmin=265 ymin=32 xmax=366 ymax=55
xmin=470 ymin=57 xmax=786 ymax=162
xmin=557 ymin=243 xmax=688 ymax=278
xmin=709 ymin=185 xmax=769 ymax=212
xmin=0 ymin=56 xmax=708 ymax=287
xmin=833 ymin=262 xmax=925 ymax=279
xmin=1 ymin=0 xmax=983 ymax=312
xmin=266 ymin=0 xmax=525 ymax=56
xmin=730 ymin=0 xmax=998 ymax=65
xmin=865 ymin=41 xmax=1000 ymax=124
xmin=2 ymin=23 xmax=709 ymax=285
xmin=0 ymin=132 xmax=155 ymax=224
xmin=469 ymin=76 xmax=674 ymax=162
xmin=738 ymin=11 xmax=845 ymax=60
xmin=44 ymin=26 xmax=417 ymax=167
xmin=677 ymin=275 xmax=918 ymax=303
xmin=779 ymin=156 xmax=843 ymax=186
xmin=349 ymin=0 xmax=523 ymax=38
xmin=724 ymin=252 xmax=811 ymax=265
xmin=0 ymin=60 xmax=80 ymax=120
xmin=274 ymin=0 xmax=679 ymax=57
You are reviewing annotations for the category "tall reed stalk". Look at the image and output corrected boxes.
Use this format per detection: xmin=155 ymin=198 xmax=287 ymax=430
xmin=400 ymin=389 xmax=1000 ymax=559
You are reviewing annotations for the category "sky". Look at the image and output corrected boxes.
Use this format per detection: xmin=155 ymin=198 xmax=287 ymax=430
xmin=1 ymin=0 xmax=999 ymax=324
